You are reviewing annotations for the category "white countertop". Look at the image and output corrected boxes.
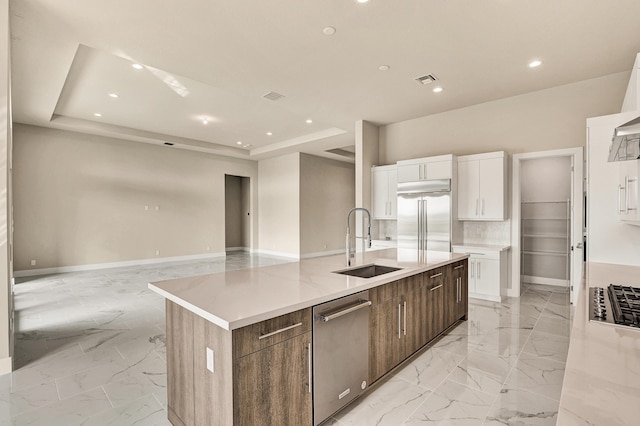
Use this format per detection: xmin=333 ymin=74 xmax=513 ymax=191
xmin=558 ymin=262 xmax=640 ymax=425
xmin=148 ymin=248 xmax=467 ymax=331
xmin=452 ymin=243 xmax=511 ymax=252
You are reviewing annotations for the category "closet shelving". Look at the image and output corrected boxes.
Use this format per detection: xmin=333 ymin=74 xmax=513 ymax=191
xmin=521 ymin=200 xmax=570 ymax=283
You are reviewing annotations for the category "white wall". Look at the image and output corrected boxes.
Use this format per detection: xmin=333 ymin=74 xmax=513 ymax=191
xmin=300 ymin=153 xmax=354 ymax=256
xmin=12 ymin=124 xmax=259 ymax=271
xmin=257 ymin=153 xmax=300 ymax=257
xmin=380 ymin=72 xmax=629 ymax=163
xmin=587 ymin=111 xmax=640 ymax=266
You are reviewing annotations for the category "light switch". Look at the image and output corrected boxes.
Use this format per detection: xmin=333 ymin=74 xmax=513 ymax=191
xmin=206 ymin=347 xmax=214 ymax=373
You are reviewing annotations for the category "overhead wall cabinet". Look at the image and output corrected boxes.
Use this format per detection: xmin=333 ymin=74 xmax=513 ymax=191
xmin=457 ymin=151 xmax=507 ymax=220
xmin=372 ymin=165 xmax=398 ymax=219
xmin=452 ymin=245 xmax=509 ymax=302
xmin=617 ymin=159 xmax=640 ymax=225
xmin=396 ymin=154 xmax=455 ymax=183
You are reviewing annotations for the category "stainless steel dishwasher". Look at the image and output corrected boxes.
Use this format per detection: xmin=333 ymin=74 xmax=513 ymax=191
xmin=313 ymin=290 xmax=371 ymax=426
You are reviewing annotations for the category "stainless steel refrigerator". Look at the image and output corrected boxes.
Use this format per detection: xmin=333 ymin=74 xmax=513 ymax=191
xmin=397 ymin=180 xmax=451 ymax=252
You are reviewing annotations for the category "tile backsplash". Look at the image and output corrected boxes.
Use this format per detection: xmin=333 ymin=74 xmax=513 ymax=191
xmin=462 ymin=220 xmax=511 ymax=245
xmin=376 ymin=220 xmax=397 ymax=241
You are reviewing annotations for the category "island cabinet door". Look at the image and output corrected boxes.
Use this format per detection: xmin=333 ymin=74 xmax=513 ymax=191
xmin=444 ymin=260 xmax=468 ymax=328
xmin=233 ymin=332 xmax=312 ymax=426
xmin=403 ymin=275 xmax=428 ymax=357
xmin=424 ymin=274 xmax=445 ymax=342
xmin=369 ymin=295 xmax=404 ymax=384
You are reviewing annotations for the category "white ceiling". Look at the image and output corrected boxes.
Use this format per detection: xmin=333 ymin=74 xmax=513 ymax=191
xmin=9 ymin=0 xmax=640 ymax=162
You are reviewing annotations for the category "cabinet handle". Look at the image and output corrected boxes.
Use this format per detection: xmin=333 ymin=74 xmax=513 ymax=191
xmin=625 ymin=176 xmax=630 ymax=214
xmin=456 ymin=277 xmax=459 ymax=303
xmin=430 ymin=284 xmax=443 ymax=292
xmin=454 ymin=265 xmax=464 ymax=270
xmin=307 ymin=343 xmax=312 ymax=393
xmin=403 ymin=301 xmax=407 ymax=336
xmin=471 ymin=261 xmax=475 ymax=278
xmin=475 ymin=199 xmax=479 ymax=216
xmin=618 ymin=184 xmax=625 ymax=214
xmin=477 ymin=262 xmax=481 ymax=279
xmin=398 ymin=304 xmax=401 ymax=339
xmin=258 ymin=322 xmax=303 ymax=340
xmin=482 ymin=199 xmax=485 ymax=216
xmin=430 ymin=272 xmax=443 ymax=279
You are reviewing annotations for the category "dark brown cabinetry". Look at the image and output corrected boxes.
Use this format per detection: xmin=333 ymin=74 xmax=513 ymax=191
xmin=166 ymin=301 xmax=312 ymax=426
xmin=445 ymin=260 xmax=468 ymax=328
xmin=368 ymin=264 xmax=465 ymax=385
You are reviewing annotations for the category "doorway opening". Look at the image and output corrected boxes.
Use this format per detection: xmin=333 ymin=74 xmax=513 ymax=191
xmin=511 ymin=148 xmax=584 ymax=305
xmin=225 ymin=175 xmax=251 ymax=253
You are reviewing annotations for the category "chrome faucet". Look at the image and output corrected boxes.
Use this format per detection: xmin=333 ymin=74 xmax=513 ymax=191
xmin=346 ymin=207 xmax=372 ymax=266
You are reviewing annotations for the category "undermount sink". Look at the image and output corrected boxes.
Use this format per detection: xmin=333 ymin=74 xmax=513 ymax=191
xmin=335 ymin=264 xmax=402 ymax=279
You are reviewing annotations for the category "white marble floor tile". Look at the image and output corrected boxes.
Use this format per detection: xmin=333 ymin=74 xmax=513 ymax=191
xmin=331 ymin=376 xmax=430 ymax=426
xmin=9 ymin=380 xmax=59 ymax=417
xmin=403 ymin=379 xmax=496 ymax=425
xmin=12 ymin=387 xmax=112 ymax=426
xmin=521 ymin=330 xmax=570 ymax=363
xmin=484 ymin=387 xmax=559 ymax=425
xmin=79 ymin=394 xmax=170 ymax=426
xmin=395 ymin=348 xmax=465 ymax=391
xmin=504 ymin=352 xmax=566 ymax=402
xmin=519 ymin=290 xmax=552 ymax=307
xmin=533 ymin=315 xmax=572 ymax=338
xmin=447 ymin=350 xmax=518 ymax=396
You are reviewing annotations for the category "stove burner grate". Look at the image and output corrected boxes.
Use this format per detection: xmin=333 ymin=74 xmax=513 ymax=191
xmin=608 ymin=284 xmax=640 ymax=328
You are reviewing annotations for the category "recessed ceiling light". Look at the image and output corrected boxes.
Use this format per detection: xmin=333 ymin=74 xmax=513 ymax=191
xmin=202 ymin=119 xmax=209 ymax=125
xmin=236 ymin=141 xmax=243 ymax=145
xmin=432 ymin=87 xmax=443 ymax=93
xmin=93 ymin=113 xmax=102 ymax=117
xmin=529 ymin=60 xmax=542 ymax=68
xmin=108 ymin=93 xmax=119 ymax=98
xmin=306 ymin=119 xmax=313 ymax=124
xmin=378 ymin=65 xmax=390 ymax=71
xmin=355 ymin=0 xmax=370 ymax=3
xmin=132 ymin=63 xmax=144 ymax=70
xmin=266 ymin=132 xmax=273 ymax=136
xmin=323 ymin=26 xmax=336 ymax=36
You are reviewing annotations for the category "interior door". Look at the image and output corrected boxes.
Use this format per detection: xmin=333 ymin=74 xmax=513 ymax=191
xmin=570 ymin=152 xmax=585 ymax=305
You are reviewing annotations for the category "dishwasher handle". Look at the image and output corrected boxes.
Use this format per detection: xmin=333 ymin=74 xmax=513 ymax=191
xmin=318 ymin=299 xmax=372 ymax=322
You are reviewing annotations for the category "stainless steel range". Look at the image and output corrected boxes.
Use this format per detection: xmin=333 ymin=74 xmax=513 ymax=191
xmin=589 ymin=284 xmax=640 ymax=329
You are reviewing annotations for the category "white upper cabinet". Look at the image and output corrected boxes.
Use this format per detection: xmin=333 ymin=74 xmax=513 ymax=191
xmin=372 ymin=165 xmax=397 ymax=220
xmin=457 ymin=151 xmax=507 ymax=221
xmin=396 ymin=155 xmax=454 ymax=183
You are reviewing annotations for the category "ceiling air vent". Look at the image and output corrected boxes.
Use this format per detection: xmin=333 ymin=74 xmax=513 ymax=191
xmin=263 ymin=91 xmax=285 ymax=101
xmin=414 ymin=74 xmax=437 ymax=85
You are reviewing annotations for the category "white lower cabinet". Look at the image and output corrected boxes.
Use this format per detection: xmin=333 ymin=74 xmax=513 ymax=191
xmin=452 ymin=245 xmax=509 ymax=302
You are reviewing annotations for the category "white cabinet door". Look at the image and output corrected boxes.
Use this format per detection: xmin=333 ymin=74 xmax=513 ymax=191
xmin=372 ymin=167 xmax=397 ymax=219
xmin=372 ymin=169 xmax=389 ymax=219
xmin=474 ymin=258 xmax=500 ymax=297
xmin=467 ymin=259 xmax=477 ymax=293
xmin=479 ymin=157 xmax=505 ymax=220
xmin=397 ymin=164 xmax=420 ymax=183
xmin=457 ymin=160 xmax=479 ymax=219
xmin=387 ymin=169 xmax=397 ymax=218
xmin=426 ymin=161 xmax=452 ymax=180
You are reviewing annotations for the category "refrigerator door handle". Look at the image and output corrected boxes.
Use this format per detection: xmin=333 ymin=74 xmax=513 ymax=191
xmin=417 ymin=199 xmax=422 ymax=250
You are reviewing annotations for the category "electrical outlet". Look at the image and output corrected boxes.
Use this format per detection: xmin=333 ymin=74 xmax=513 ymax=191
xmin=144 ymin=205 xmax=149 ymax=211
xmin=30 ymin=259 xmax=36 ymax=266
xmin=323 ymin=244 xmax=327 ymax=249
xmin=207 ymin=246 xmax=211 ymax=251
xmin=206 ymin=347 xmax=214 ymax=372
xmin=155 ymin=205 xmax=159 ymax=211
xmin=155 ymin=250 xmax=160 ymax=255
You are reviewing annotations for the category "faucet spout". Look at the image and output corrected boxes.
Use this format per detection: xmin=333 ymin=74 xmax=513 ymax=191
xmin=346 ymin=207 xmax=372 ymax=266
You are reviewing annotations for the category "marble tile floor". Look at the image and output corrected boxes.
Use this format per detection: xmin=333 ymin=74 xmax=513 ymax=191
xmin=0 ymin=252 xmax=294 ymax=426
xmin=0 ymin=254 xmax=573 ymax=426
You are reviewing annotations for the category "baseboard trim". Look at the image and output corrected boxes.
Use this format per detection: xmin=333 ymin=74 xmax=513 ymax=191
xmin=251 ymin=249 xmax=300 ymax=260
xmin=0 ymin=356 xmax=12 ymax=375
xmin=300 ymin=249 xmax=345 ymax=259
xmin=14 ymin=252 xmax=227 ymax=278
xmin=522 ymin=275 xmax=569 ymax=287
xmin=225 ymin=247 xmax=250 ymax=252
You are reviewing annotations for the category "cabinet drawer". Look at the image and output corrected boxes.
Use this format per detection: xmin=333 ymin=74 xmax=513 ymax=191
xmin=232 ymin=308 xmax=311 ymax=358
xmin=423 ymin=267 xmax=445 ymax=290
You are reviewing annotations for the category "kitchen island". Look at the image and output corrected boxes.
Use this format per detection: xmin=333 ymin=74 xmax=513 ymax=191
xmin=149 ymin=248 xmax=469 ymax=426
xmin=558 ymin=262 xmax=640 ymax=425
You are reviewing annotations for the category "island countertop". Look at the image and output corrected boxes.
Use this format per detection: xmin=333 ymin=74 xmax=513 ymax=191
xmin=558 ymin=262 xmax=640 ymax=425
xmin=148 ymin=248 xmax=468 ymax=331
